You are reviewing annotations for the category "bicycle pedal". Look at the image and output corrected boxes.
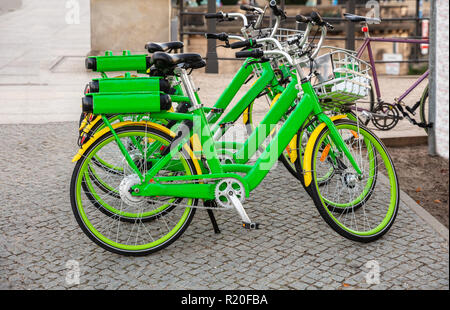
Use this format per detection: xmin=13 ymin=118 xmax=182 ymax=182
xmin=242 ymin=222 xmax=260 ymax=230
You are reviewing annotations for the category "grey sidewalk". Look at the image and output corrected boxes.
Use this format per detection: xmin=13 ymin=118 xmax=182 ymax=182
xmin=0 ymin=122 xmax=448 ymax=290
xmin=0 ymin=0 xmax=91 ymax=123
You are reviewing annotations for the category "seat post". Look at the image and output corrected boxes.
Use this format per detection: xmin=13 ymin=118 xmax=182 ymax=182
xmin=175 ymin=67 xmax=202 ymax=110
xmin=363 ymin=22 xmax=371 ymax=39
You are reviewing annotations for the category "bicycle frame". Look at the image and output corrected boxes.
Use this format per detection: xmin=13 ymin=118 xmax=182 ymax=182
xmin=109 ymin=74 xmax=363 ymax=201
xmin=83 ymin=58 xmax=283 ymax=147
xmin=205 ymin=60 xmax=282 ymax=138
xmin=356 ymin=36 xmax=429 ymax=104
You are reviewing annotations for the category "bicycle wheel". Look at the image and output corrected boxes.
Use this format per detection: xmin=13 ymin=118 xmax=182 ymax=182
xmin=295 ymin=117 xmax=342 ymax=197
xmin=362 ymin=82 xmax=376 ymax=126
xmin=70 ymin=125 xmax=199 ymax=255
xmin=308 ymin=119 xmax=399 ymax=242
xmin=80 ymin=114 xmax=168 ymax=199
xmin=82 ymin=137 xmax=182 ymax=222
xmin=419 ymin=83 xmax=429 ymax=134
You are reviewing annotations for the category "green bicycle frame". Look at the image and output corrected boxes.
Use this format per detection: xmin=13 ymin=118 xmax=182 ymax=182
xmin=114 ymin=76 xmax=363 ymax=200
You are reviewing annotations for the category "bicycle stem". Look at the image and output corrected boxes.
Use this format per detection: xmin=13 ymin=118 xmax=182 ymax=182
xmin=227 ymin=12 xmax=249 ymax=27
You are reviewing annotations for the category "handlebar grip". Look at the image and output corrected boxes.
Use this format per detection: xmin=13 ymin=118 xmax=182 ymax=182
xmin=230 ymin=39 xmax=252 ymax=49
xmin=295 ymin=14 xmax=310 ymax=23
xmin=240 ymin=4 xmax=256 ymax=12
xmin=310 ymin=11 xmax=325 ymax=26
xmin=205 ymin=12 xmax=224 ymax=19
xmin=206 ymin=32 xmax=229 ymax=41
xmin=235 ymin=49 xmax=264 ymax=59
xmin=269 ymin=0 xmax=286 ymax=18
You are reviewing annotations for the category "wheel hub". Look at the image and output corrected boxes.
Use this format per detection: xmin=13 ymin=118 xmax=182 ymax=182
xmin=342 ymin=172 xmax=357 ymax=189
xmin=119 ymin=174 xmax=145 ymax=207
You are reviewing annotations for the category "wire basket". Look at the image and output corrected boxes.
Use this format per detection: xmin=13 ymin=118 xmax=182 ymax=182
xmin=251 ymin=27 xmax=304 ymax=42
xmin=310 ymin=49 xmax=372 ymax=108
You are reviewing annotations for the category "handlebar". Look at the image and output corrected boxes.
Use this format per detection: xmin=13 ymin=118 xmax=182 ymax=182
xmin=230 ymin=10 xmax=335 ymax=84
xmin=235 ymin=49 xmax=264 ymax=59
xmin=267 ymin=1 xmax=286 ymax=39
xmin=240 ymin=4 xmax=254 ymax=12
xmin=240 ymin=4 xmax=263 ymax=14
xmin=236 ymin=48 xmax=304 ymax=83
xmin=241 ymin=3 xmax=265 ymax=30
xmin=206 ymin=3 xmax=285 ymax=39
xmin=230 ymin=39 xmax=258 ymax=49
xmin=310 ymin=11 xmax=324 ymax=26
xmin=205 ymin=12 xmax=224 ymax=19
xmin=204 ymin=11 xmax=248 ymax=27
xmin=228 ymin=13 xmax=248 ymax=27
xmin=297 ymin=11 xmax=334 ymax=30
xmin=269 ymin=0 xmax=286 ymax=19
xmin=206 ymin=32 xmax=229 ymax=41
xmin=295 ymin=14 xmax=311 ymax=23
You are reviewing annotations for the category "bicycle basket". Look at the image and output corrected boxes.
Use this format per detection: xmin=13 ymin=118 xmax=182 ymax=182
xmin=251 ymin=27 xmax=304 ymax=43
xmin=310 ymin=48 xmax=372 ymax=107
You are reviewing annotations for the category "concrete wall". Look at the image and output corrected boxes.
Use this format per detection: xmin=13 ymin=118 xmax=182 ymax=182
xmin=433 ymin=0 xmax=449 ymax=159
xmin=90 ymin=0 xmax=171 ymax=54
xmin=0 ymin=0 xmax=22 ymax=14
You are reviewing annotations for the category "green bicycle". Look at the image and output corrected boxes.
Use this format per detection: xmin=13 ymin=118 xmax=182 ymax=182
xmin=70 ymin=30 xmax=400 ymax=255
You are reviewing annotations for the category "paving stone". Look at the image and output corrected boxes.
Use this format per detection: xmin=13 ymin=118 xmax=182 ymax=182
xmin=0 ymin=120 xmax=448 ymax=290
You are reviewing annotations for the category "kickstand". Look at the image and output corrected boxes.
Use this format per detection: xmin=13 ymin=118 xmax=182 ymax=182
xmin=204 ymin=200 xmax=221 ymax=234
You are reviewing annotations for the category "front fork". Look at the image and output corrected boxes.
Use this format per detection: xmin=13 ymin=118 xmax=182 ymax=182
xmin=317 ymin=113 xmax=363 ymax=176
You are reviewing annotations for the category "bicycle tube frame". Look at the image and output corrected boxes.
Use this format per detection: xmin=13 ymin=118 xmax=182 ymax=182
xmin=209 ymin=61 xmax=278 ymax=137
xmin=125 ymin=80 xmax=362 ymax=199
xmin=88 ymin=59 xmax=281 ymax=157
xmin=357 ymin=37 xmax=429 ymax=103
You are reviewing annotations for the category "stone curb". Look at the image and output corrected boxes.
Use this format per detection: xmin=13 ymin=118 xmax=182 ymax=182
xmin=400 ymin=188 xmax=449 ymax=242
xmin=381 ymin=136 xmax=428 ymax=147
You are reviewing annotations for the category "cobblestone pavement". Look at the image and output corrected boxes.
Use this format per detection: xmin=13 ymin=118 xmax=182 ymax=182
xmin=0 ymin=122 xmax=448 ymax=290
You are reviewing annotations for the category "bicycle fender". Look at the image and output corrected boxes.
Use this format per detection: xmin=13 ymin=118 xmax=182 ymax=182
xmin=79 ymin=115 xmax=102 ymax=136
xmin=72 ymin=121 xmax=176 ymax=163
xmin=242 ymin=78 xmax=260 ymax=125
xmin=303 ymin=115 xmax=347 ymax=187
xmin=287 ymin=134 xmax=298 ymax=163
